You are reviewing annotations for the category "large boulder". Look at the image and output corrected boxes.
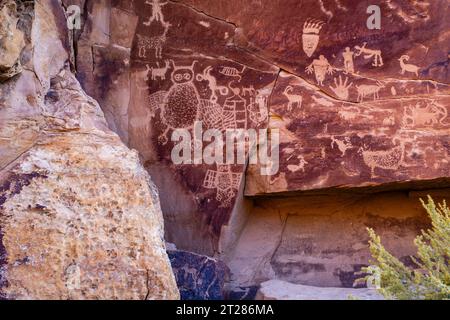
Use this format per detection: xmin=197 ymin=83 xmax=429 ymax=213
xmin=168 ymin=250 xmax=229 ymax=300
xmin=0 ymin=0 xmax=178 ymax=300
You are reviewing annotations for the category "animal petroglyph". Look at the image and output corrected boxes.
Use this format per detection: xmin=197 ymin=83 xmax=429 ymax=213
xmin=403 ymin=101 xmax=448 ymax=127
xmin=283 ymin=86 xmax=303 ymax=112
xmin=359 ymin=140 xmax=405 ymax=177
xmin=146 ymin=60 xmax=170 ymax=80
xmin=399 ymin=55 xmax=420 ymax=77
xmin=329 ymin=75 xmax=352 ymax=100
xmin=302 ymin=19 xmax=324 ymax=57
xmin=196 ymin=66 xmax=229 ymax=103
xmin=355 ymin=42 xmax=383 ymax=67
xmin=331 ymin=136 xmax=352 ymax=157
xmin=306 ymin=55 xmax=334 ymax=86
xmin=287 ymin=155 xmax=308 ymax=173
xmin=356 ymin=82 xmax=384 ymax=102
xmin=203 ymin=165 xmax=242 ymax=207
xmin=219 ymin=66 xmax=244 ymax=81
xmin=342 ymin=47 xmax=355 ymax=74
xmin=137 ymin=24 xmax=169 ymax=59
xmin=146 ymin=61 xmax=200 ymax=144
xmin=144 ymin=0 xmax=167 ymax=25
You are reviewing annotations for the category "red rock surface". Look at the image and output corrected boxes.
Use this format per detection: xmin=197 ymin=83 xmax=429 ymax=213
xmin=75 ymin=0 xmax=449 ymax=263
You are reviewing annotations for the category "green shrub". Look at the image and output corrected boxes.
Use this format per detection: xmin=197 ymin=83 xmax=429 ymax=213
xmin=361 ymin=196 xmax=450 ymax=300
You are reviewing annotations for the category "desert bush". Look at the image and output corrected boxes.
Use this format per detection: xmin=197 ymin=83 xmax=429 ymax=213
xmin=361 ymin=196 xmax=450 ymax=300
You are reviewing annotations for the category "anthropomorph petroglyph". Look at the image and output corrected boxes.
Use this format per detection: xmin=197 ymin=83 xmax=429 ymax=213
xmin=247 ymin=90 xmax=269 ymax=125
xmin=399 ymin=55 xmax=420 ymax=77
xmin=137 ymin=23 xmax=170 ymax=59
xmin=196 ymin=66 xmax=229 ymax=103
xmin=306 ymin=55 xmax=335 ymax=86
xmin=355 ymin=42 xmax=383 ymax=67
xmin=147 ymin=60 xmax=200 ymax=144
xmin=146 ymin=60 xmax=170 ymax=81
xmin=302 ymin=19 xmax=324 ymax=57
xmin=283 ymin=86 xmax=303 ymax=112
xmin=203 ymin=165 xmax=243 ymax=207
xmin=403 ymin=101 xmax=447 ymax=127
xmin=223 ymin=84 xmax=248 ymax=130
xmin=144 ymin=0 xmax=167 ymax=25
xmin=329 ymin=75 xmax=352 ymax=100
xmin=359 ymin=139 xmax=405 ymax=177
xmin=356 ymin=81 xmax=384 ymax=102
xmin=342 ymin=47 xmax=355 ymax=74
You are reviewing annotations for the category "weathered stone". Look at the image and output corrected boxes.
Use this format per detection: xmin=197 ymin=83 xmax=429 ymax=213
xmin=0 ymin=0 xmax=178 ymax=300
xmin=257 ymin=280 xmax=383 ymax=300
xmin=0 ymin=1 xmax=25 ymax=81
xmin=168 ymin=250 xmax=229 ymax=300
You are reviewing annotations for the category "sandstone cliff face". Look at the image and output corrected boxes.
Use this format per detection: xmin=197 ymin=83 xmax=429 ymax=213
xmin=0 ymin=0 xmax=178 ymax=300
xmin=55 ymin=0 xmax=450 ymax=293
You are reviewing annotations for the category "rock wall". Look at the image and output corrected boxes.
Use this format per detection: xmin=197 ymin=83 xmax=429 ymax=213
xmin=71 ymin=0 xmax=449 ymax=291
xmin=0 ymin=0 xmax=178 ymax=300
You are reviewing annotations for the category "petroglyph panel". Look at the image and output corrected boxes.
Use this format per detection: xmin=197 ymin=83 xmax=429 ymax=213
xmin=246 ymin=71 xmax=450 ymax=196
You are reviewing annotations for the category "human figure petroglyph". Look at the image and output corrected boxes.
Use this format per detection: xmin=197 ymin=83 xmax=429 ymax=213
xmin=248 ymin=91 xmax=269 ymax=125
xmin=356 ymin=81 xmax=384 ymax=102
xmin=399 ymin=55 xmax=420 ymax=77
xmin=329 ymin=75 xmax=352 ymax=100
xmin=203 ymin=165 xmax=242 ymax=207
xmin=306 ymin=55 xmax=335 ymax=86
xmin=137 ymin=23 xmax=170 ymax=59
xmin=354 ymin=42 xmax=383 ymax=67
xmin=196 ymin=66 xmax=229 ymax=103
xmin=359 ymin=139 xmax=405 ymax=177
xmin=143 ymin=0 xmax=168 ymax=25
xmin=146 ymin=60 xmax=170 ymax=81
xmin=302 ymin=19 xmax=324 ymax=57
xmin=331 ymin=136 xmax=352 ymax=157
xmin=342 ymin=47 xmax=355 ymax=74
xmin=282 ymin=86 xmax=303 ymax=112
xmin=402 ymin=101 xmax=448 ymax=127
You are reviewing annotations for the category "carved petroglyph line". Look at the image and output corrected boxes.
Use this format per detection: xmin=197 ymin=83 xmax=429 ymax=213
xmin=331 ymin=136 xmax=352 ymax=157
xmin=359 ymin=140 xmax=406 ymax=177
xmin=196 ymin=66 xmax=229 ymax=103
xmin=356 ymin=82 xmax=385 ymax=102
xmin=282 ymin=86 xmax=303 ymax=112
xmin=287 ymin=155 xmax=308 ymax=173
xmin=144 ymin=0 xmax=167 ymax=24
xmin=342 ymin=47 xmax=355 ymax=74
xmin=203 ymin=165 xmax=242 ymax=207
xmin=329 ymin=75 xmax=352 ymax=100
xmin=137 ymin=26 xmax=169 ymax=59
xmin=402 ymin=101 xmax=448 ymax=127
xmin=219 ymin=66 xmax=244 ymax=81
xmin=306 ymin=55 xmax=335 ymax=86
xmin=399 ymin=55 xmax=420 ymax=77
xmin=247 ymin=90 xmax=269 ymax=126
xmin=354 ymin=42 xmax=383 ymax=67
xmin=223 ymin=84 xmax=248 ymax=130
xmin=302 ymin=19 xmax=324 ymax=57
xmin=146 ymin=60 xmax=170 ymax=81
